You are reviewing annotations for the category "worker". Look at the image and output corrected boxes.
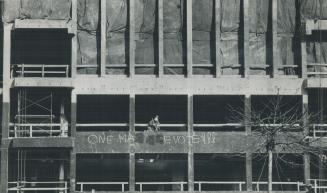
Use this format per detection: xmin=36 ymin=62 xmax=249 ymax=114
xmin=147 ymin=115 xmax=160 ymax=131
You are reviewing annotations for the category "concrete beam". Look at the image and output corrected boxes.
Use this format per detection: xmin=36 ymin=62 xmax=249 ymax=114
xmin=10 ymin=137 xmax=74 ymax=148
xmin=72 ymin=76 xmax=304 ymax=95
xmin=14 ymin=19 xmax=72 ymax=30
xmin=13 ymin=78 xmax=73 ymax=87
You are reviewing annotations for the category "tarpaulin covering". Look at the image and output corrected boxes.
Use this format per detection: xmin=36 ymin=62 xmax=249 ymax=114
xmin=106 ymin=0 xmax=128 ymax=74
xmin=220 ymin=0 xmax=241 ymax=75
xmin=163 ymin=0 xmax=185 ymax=75
xmin=249 ymin=0 xmax=270 ymax=75
xmin=3 ymin=0 xmax=71 ymax=22
xmin=277 ymin=0 xmax=299 ymax=75
xmin=192 ymin=0 xmax=214 ymax=75
xmin=77 ymin=0 xmax=100 ymax=74
xmin=300 ymin=0 xmax=327 ymax=77
xmin=134 ymin=0 xmax=157 ymax=75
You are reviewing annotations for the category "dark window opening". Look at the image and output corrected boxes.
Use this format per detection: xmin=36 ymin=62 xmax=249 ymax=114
xmin=135 ymin=95 xmax=188 ymax=131
xmin=135 ymin=153 xmax=188 ymax=191
xmin=76 ymin=154 xmax=129 ymax=191
xmin=11 ymin=29 xmax=71 ymax=77
xmin=194 ymin=153 xmax=245 ymax=191
xmin=194 ymin=95 xmax=244 ymax=131
xmin=77 ymin=95 xmax=129 ymax=131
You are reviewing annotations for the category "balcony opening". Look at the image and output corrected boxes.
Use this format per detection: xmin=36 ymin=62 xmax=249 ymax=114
xmin=251 ymin=95 xmax=302 ymax=132
xmin=8 ymin=148 xmax=70 ymax=193
xmin=252 ymin=153 xmax=304 ymax=191
xmin=135 ymin=95 xmax=187 ymax=131
xmin=135 ymin=153 xmax=188 ymax=191
xmin=193 ymin=95 xmax=244 ymax=131
xmin=11 ymin=29 xmax=71 ymax=78
xmin=194 ymin=153 xmax=245 ymax=191
xmin=10 ymin=88 xmax=71 ymax=138
xmin=77 ymin=95 xmax=129 ymax=131
xmin=76 ymin=154 xmax=129 ymax=192
xmin=309 ymin=89 xmax=327 ymax=138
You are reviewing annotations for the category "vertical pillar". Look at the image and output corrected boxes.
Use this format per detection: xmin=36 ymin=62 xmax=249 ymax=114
xmin=129 ymin=94 xmax=135 ymax=191
xmin=303 ymin=90 xmax=310 ymax=185
xmin=70 ymin=151 xmax=76 ymax=192
xmin=71 ymin=0 xmax=77 ymax=78
xmin=100 ymin=0 xmax=107 ymax=76
xmin=245 ymin=94 xmax=252 ymax=190
xmin=158 ymin=0 xmax=164 ymax=77
xmin=1 ymin=23 xmax=12 ymax=193
xmin=71 ymin=90 xmax=77 ymax=137
xmin=243 ymin=0 xmax=249 ymax=77
xmin=301 ymin=40 xmax=307 ymax=78
xmin=188 ymin=94 xmax=194 ymax=191
xmin=272 ymin=0 xmax=278 ymax=77
xmin=59 ymin=158 xmax=65 ymax=193
xmin=0 ymin=148 xmax=9 ymax=193
xmin=186 ymin=0 xmax=193 ymax=77
xmin=245 ymin=94 xmax=251 ymax=135
xmin=215 ymin=0 xmax=221 ymax=77
xmin=246 ymin=152 xmax=253 ymax=191
xmin=129 ymin=0 xmax=135 ymax=77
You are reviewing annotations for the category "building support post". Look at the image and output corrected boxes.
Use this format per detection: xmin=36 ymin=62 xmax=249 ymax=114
xmin=243 ymin=0 xmax=249 ymax=77
xmin=129 ymin=0 xmax=135 ymax=77
xmin=186 ymin=0 xmax=193 ymax=77
xmin=272 ymin=0 xmax=278 ymax=77
xmin=303 ymin=89 xmax=310 ymax=185
xmin=70 ymin=151 xmax=76 ymax=192
xmin=246 ymin=152 xmax=253 ymax=191
xmin=1 ymin=23 xmax=13 ymax=193
xmin=215 ymin=0 xmax=221 ymax=77
xmin=71 ymin=0 xmax=77 ymax=78
xmin=158 ymin=0 xmax=164 ymax=77
xmin=245 ymin=94 xmax=252 ymax=191
xmin=188 ymin=94 xmax=194 ymax=191
xmin=100 ymin=0 xmax=107 ymax=76
xmin=129 ymin=94 xmax=136 ymax=191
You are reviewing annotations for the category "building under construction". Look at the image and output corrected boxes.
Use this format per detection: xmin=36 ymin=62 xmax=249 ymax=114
xmin=1 ymin=0 xmax=327 ymax=192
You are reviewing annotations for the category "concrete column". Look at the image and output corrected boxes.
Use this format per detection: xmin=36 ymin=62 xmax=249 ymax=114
xmin=100 ymin=0 xmax=107 ymax=76
xmin=215 ymin=0 xmax=221 ymax=77
xmin=129 ymin=0 xmax=135 ymax=77
xmin=59 ymin=160 xmax=65 ymax=193
xmin=188 ymin=94 xmax=194 ymax=191
xmin=272 ymin=0 xmax=278 ymax=77
xmin=158 ymin=0 xmax=164 ymax=77
xmin=304 ymin=154 xmax=310 ymax=185
xmin=129 ymin=94 xmax=136 ymax=191
xmin=71 ymin=0 xmax=77 ymax=78
xmin=246 ymin=152 xmax=253 ymax=191
xmin=71 ymin=90 xmax=77 ymax=137
xmin=69 ymin=151 xmax=76 ymax=192
xmin=186 ymin=0 xmax=193 ymax=77
xmin=245 ymin=94 xmax=251 ymax=135
xmin=243 ymin=0 xmax=249 ymax=77
xmin=0 ymin=148 xmax=9 ymax=193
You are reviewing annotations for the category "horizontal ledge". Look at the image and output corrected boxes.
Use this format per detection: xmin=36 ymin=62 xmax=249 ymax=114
xmin=307 ymin=72 xmax=327 ymax=75
xmin=14 ymin=19 xmax=72 ymax=30
xmin=308 ymin=63 xmax=327 ymax=67
xmin=278 ymin=65 xmax=298 ymax=68
xmin=76 ymin=123 xmax=128 ymax=127
xmin=193 ymin=123 xmax=243 ymax=127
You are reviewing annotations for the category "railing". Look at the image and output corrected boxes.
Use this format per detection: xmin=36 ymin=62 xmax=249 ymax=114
xmin=136 ymin=182 xmax=187 ymax=191
xmin=252 ymin=181 xmax=304 ymax=191
xmin=12 ymin=64 xmax=70 ymax=77
xmin=307 ymin=63 xmax=327 ymax=77
xmin=309 ymin=124 xmax=327 ymax=138
xmin=195 ymin=181 xmax=245 ymax=191
xmin=9 ymin=123 xmax=68 ymax=138
xmin=8 ymin=181 xmax=68 ymax=192
xmin=309 ymin=179 xmax=327 ymax=193
xmin=76 ymin=182 xmax=128 ymax=192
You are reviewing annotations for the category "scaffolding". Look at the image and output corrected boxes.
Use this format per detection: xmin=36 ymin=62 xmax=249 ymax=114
xmin=10 ymin=89 xmax=68 ymax=138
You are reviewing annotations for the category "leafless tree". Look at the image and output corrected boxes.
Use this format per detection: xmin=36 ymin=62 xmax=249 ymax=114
xmin=228 ymin=94 xmax=326 ymax=193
